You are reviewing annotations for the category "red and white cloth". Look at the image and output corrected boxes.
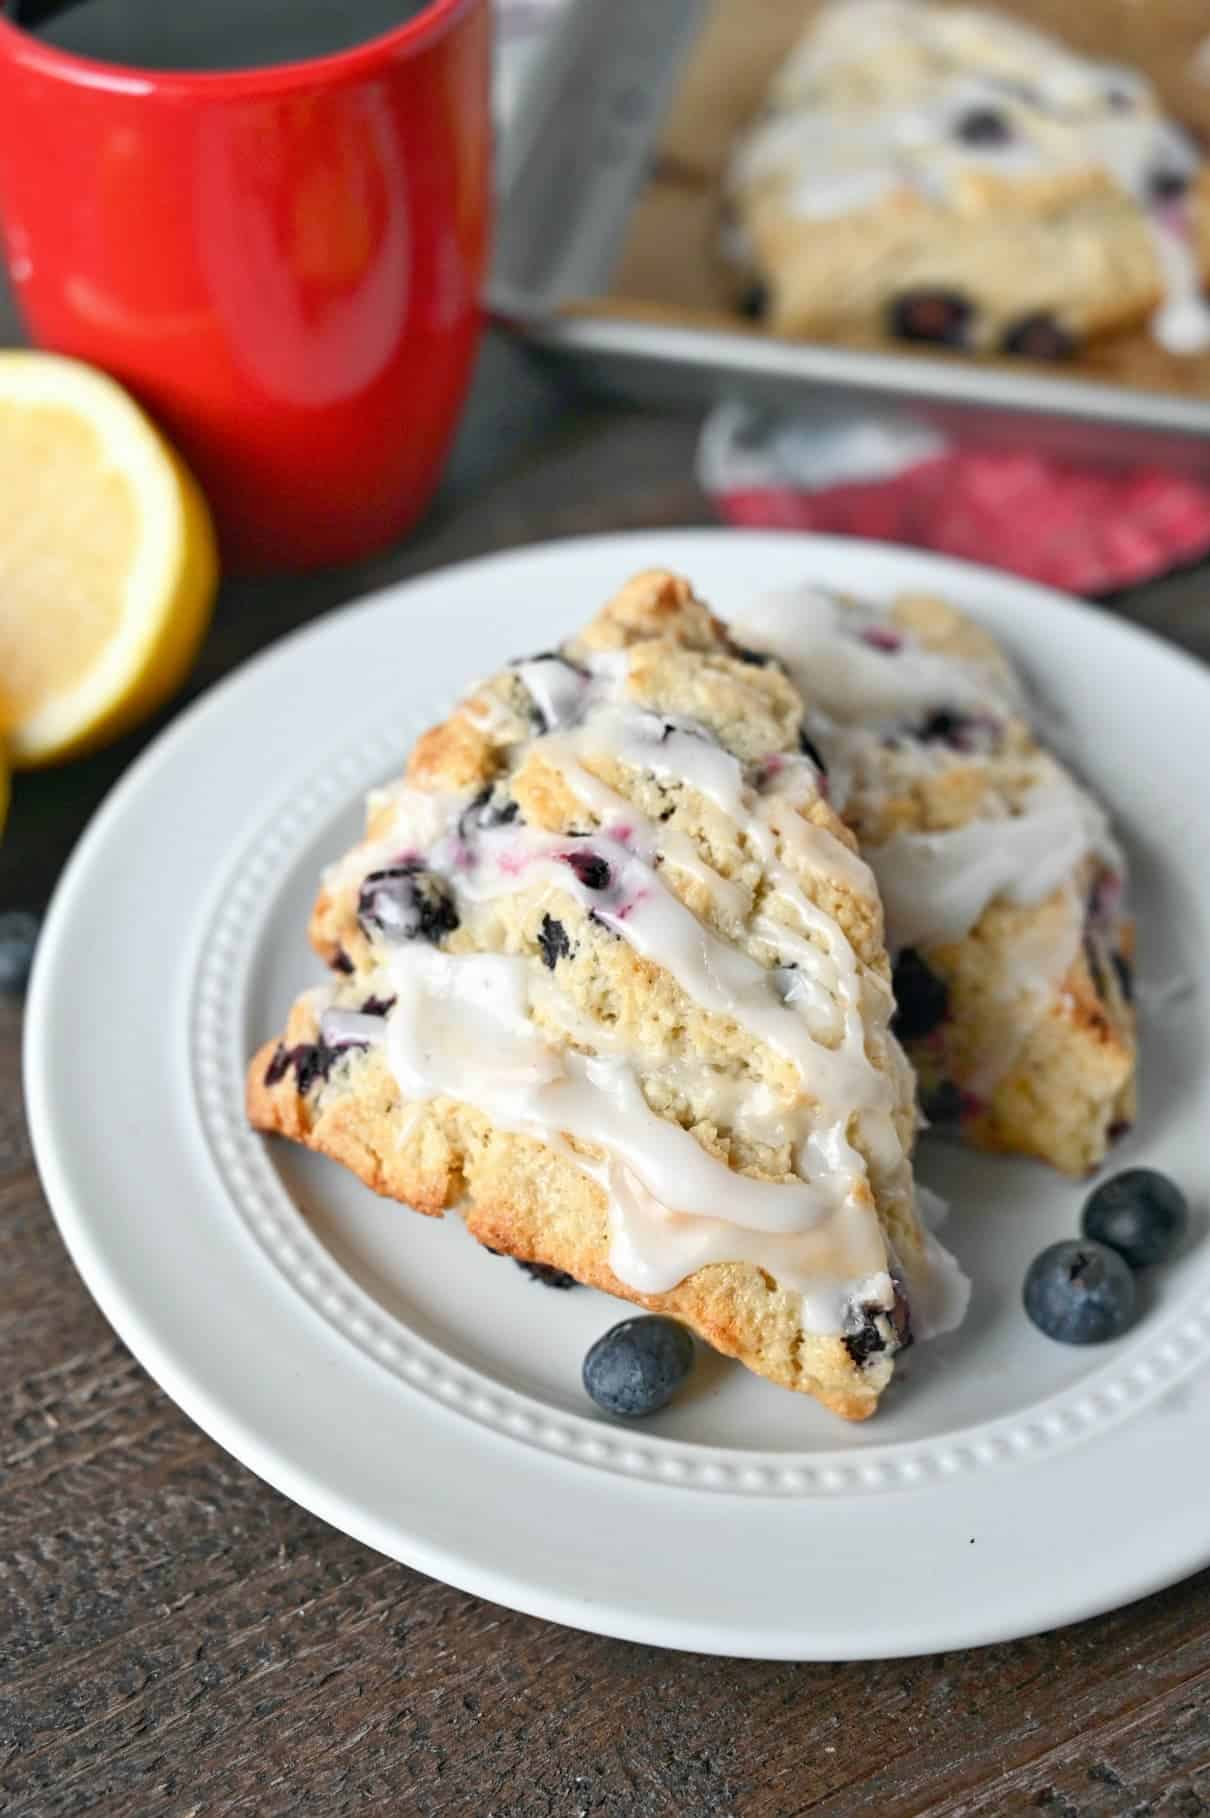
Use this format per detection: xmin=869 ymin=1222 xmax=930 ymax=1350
xmin=699 ymin=401 xmax=1210 ymax=595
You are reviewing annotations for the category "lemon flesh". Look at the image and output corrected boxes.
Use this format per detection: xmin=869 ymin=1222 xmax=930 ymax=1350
xmin=0 ymin=353 xmax=218 ymax=767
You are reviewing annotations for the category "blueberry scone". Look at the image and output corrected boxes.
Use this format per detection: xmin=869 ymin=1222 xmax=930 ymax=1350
xmin=247 ymin=570 xmax=968 ymax=1421
xmin=736 ymin=586 xmax=1136 ymax=1177
xmin=726 ymin=0 xmax=1210 ymax=358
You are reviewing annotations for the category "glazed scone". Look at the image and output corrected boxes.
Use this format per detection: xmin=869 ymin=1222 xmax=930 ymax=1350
xmin=735 ymin=586 xmax=1136 ymax=1177
xmin=726 ymin=0 xmax=1210 ymax=359
xmin=248 ymin=570 xmax=968 ymax=1421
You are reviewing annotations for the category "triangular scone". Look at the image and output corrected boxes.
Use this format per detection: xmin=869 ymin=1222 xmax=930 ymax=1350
xmin=736 ymin=586 xmax=1136 ymax=1176
xmin=248 ymin=570 xmax=967 ymax=1421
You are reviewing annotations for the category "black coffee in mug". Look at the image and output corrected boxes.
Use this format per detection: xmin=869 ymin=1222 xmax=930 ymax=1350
xmin=10 ymin=0 xmax=430 ymax=71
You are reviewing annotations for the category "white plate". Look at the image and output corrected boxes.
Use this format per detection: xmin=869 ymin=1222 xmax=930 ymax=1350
xmin=25 ymin=531 xmax=1210 ymax=1661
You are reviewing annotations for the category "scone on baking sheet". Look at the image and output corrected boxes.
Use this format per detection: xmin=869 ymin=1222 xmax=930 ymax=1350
xmin=735 ymin=586 xmax=1136 ymax=1177
xmin=725 ymin=0 xmax=1210 ymax=359
xmin=247 ymin=569 xmax=969 ymax=1422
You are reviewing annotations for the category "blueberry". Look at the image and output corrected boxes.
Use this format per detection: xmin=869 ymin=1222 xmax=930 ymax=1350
xmin=458 ymin=786 xmax=520 ymax=840
xmin=1148 ymin=168 xmax=1190 ymax=204
xmin=0 ymin=910 xmax=40 ymax=994
xmin=516 ymin=1259 xmax=578 ymax=1289
xmin=892 ymin=949 xmax=949 ymax=1041
xmin=1024 ymin=1240 xmax=1137 ymax=1344
xmin=357 ymin=865 xmax=459 ymax=943
xmin=562 ymin=850 xmax=611 ymax=891
xmin=921 ymin=1079 xmax=966 ymax=1125
xmin=843 ymin=1284 xmax=912 ymax=1366
xmin=1000 ymin=313 xmax=1076 ymax=361
xmin=264 ymin=1040 xmax=339 ymax=1094
xmin=955 ymin=106 xmax=1012 ymax=145
xmin=889 ymin=289 xmax=972 ymax=348
xmin=797 ymin=725 xmax=828 ymax=772
xmin=738 ymin=280 xmax=769 ymax=321
xmin=582 ymin=1316 xmax=695 ymax=1418
xmin=915 ymin=707 xmax=996 ymax=750
xmin=291 ymin=1041 xmax=338 ymax=1096
xmin=537 ymin=912 xmax=571 ymax=970
xmin=1082 ymin=1169 xmax=1189 ymax=1269
xmin=360 ymin=994 xmax=396 ymax=1017
xmin=332 ymin=946 xmax=354 ymax=975
xmin=918 ymin=708 xmax=963 ymax=744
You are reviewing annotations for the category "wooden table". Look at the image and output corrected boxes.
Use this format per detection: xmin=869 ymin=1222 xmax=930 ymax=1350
xmin=5 ymin=294 xmax=1210 ymax=1816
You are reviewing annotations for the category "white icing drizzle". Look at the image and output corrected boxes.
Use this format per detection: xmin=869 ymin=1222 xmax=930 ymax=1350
xmin=536 ymin=736 xmax=753 ymax=924
xmin=383 ymin=946 xmax=894 ymax=1335
xmin=323 ymin=785 xmax=461 ymax=897
xmin=899 ymin=1185 xmax=971 ymax=1339
xmin=513 ymin=656 xmax=593 ymax=730
xmin=320 ymin=1008 xmax=387 ymax=1049
xmin=733 ymin=587 xmax=1118 ymax=953
xmin=870 ymin=773 xmax=1112 ymax=950
xmin=353 ymin=636 xmax=965 ymax=1345
xmin=729 ymin=0 xmax=1210 ymax=356
xmin=738 ymin=587 xmax=1023 ymax=725
xmin=1147 ymin=212 xmax=1210 ymax=355
xmin=579 ymin=704 xmax=748 ymax=818
xmin=447 ymin=821 xmax=871 ymax=1107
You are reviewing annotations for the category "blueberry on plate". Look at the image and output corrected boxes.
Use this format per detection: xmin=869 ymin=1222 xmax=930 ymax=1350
xmin=1023 ymin=1240 xmax=1137 ymax=1344
xmin=0 ymin=910 xmax=40 ymax=994
xmin=583 ymin=1316 xmax=695 ymax=1418
xmin=1082 ymin=1168 xmax=1188 ymax=1269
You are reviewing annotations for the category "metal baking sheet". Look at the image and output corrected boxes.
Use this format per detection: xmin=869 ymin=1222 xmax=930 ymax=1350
xmin=491 ymin=0 xmax=1210 ymax=478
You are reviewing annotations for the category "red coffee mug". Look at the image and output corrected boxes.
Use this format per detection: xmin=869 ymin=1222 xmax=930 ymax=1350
xmin=0 ymin=0 xmax=491 ymax=570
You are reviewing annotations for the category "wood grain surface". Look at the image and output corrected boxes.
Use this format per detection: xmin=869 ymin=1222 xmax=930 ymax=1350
xmin=4 ymin=300 xmax=1210 ymax=1815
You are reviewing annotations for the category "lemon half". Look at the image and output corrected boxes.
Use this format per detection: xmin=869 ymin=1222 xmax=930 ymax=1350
xmin=0 ymin=352 xmax=218 ymax=768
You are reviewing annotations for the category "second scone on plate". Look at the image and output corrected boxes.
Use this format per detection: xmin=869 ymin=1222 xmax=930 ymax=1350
xmin=248 ymin=570 xmax=969 ymax=1421
xmin=736 ymin=583 xmax=1136 ymax=1176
